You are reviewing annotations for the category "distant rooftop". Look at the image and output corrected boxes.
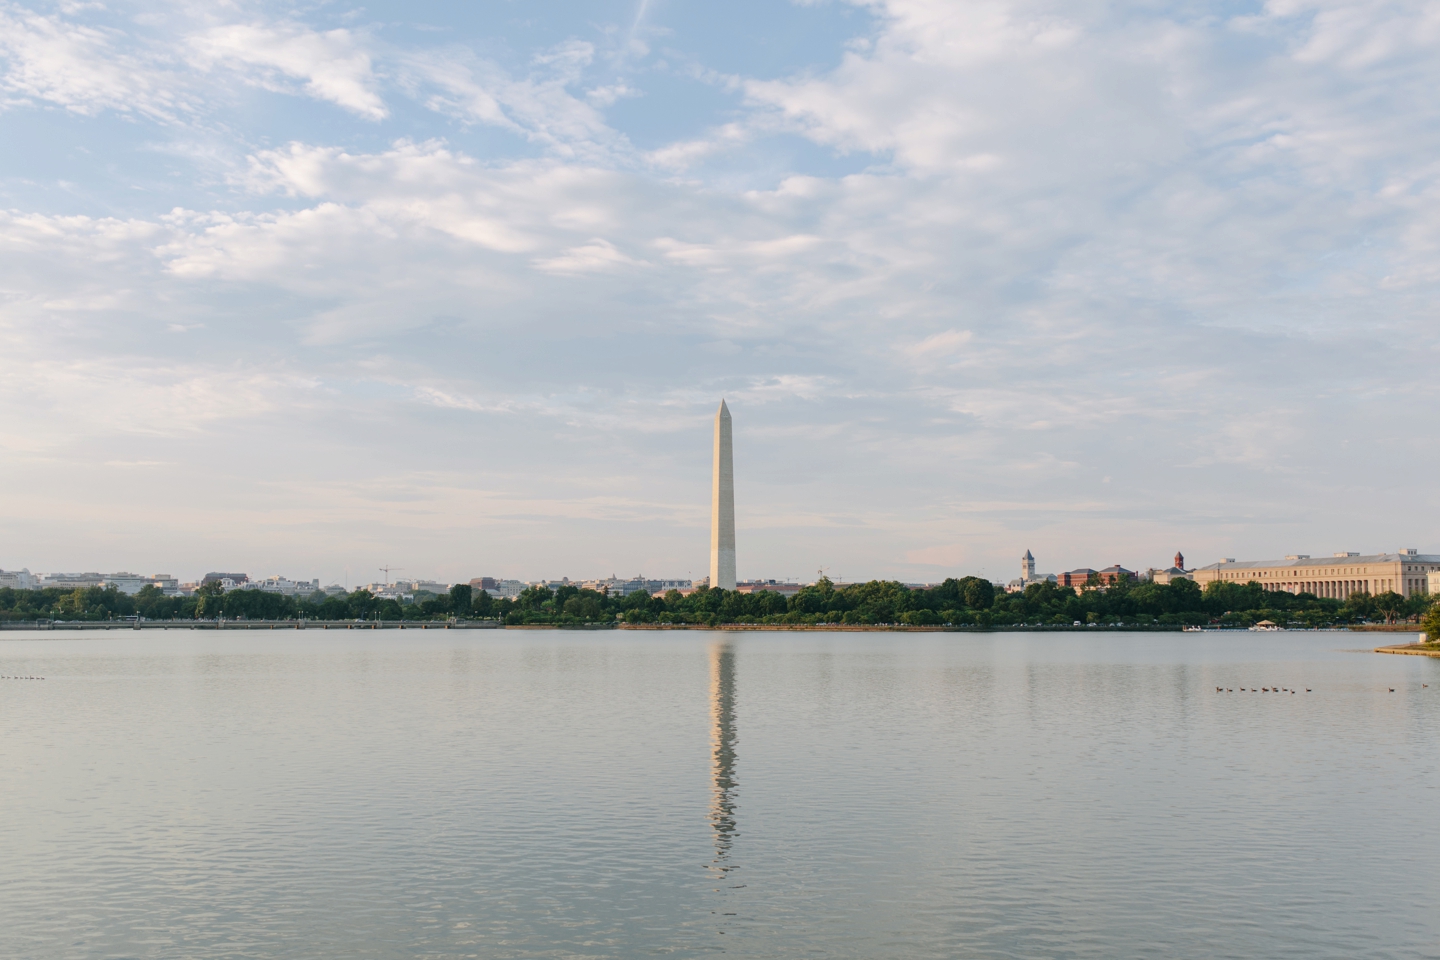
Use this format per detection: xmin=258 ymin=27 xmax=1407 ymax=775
xmin=1195 ymin=553 xmax=1440 ymax=570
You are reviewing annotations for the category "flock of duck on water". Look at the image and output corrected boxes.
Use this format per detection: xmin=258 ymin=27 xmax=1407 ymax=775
xmin=0 ymin=677 xmax=1429 ymax=690
xmin=1216 ymin=684 xmax=1427 ymax=693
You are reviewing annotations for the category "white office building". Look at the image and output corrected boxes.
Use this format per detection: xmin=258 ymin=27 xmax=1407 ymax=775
xmin=1192 ymin=550 xmax=1440 ymax=599
xmin=35 ymin=572 xmax=107 ymax=590
xmin=0 ymin=568 xmax=35 ymax=590
xmin=243 ymin=576 xmax=321 ymax=597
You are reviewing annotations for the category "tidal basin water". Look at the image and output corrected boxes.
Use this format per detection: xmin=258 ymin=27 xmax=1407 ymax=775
xmin=1 ymin=630 xmax=1438 ymax=959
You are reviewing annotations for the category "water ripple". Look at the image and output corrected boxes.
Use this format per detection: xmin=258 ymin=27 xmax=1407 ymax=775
xmin=0 ymin=630 xmax=1436 ymax=958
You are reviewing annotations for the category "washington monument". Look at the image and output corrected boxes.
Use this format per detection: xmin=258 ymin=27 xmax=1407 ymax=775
xmin=710 ymin=399 xmax=736 ymax=590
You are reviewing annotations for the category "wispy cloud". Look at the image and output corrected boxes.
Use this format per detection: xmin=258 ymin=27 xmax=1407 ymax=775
xmin=0 ymin=4 xmax=190 ymax=119
xmin=188 ymin=22 xmax=388 ymax=120
xmin=2 ymin=0 xmax=1440 ymax=578
xmin=533 ymin=238 xmax=647 ymax=273
xmin=396 ymin=41 xmax=631 ymax=160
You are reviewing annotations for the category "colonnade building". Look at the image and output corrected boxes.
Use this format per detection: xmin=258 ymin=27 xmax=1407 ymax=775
xmin=1190 ymin=551 xmax=1440 ymax=599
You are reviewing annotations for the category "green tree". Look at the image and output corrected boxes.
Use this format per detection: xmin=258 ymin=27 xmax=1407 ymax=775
xmin=1342 ymin=591 xmax=1376 ymax=622
xmin=449 ymin=583 xmax=473 ymax=618
xmin=55 ymin=588 xmax=90 ymax=618
xmin=222 ymin=589 xmax=296 ymax=620
xmin=1404 ymin=591 xmax=1433 ymax=622
xmin=960 ymin=576 xmax=995 ymax=610
xmin=133 ymin=584 xmax=184 ymax=620
xmin=1373 ymin=591 xmax=1404 ymax=625
xmin=346 ymin=589 xmax=378 ymax=620
xmin=1423 ymin=600 xmax=1440 ymax=642
xmin=515 ymin=585 xmax=553 ymax=611
xmin=563 ymin=595 xmax=602 ymax=620
xmin=194 ymin=581 xmax=225 ymax=618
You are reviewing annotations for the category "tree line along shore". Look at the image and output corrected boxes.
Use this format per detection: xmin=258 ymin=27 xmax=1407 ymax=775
xmin=3 ymin=574 xmax=1439 ymax=637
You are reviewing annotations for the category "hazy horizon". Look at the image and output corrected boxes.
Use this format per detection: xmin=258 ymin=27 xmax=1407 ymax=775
xmin=3 ymin=0 xmax=1438 ymax=586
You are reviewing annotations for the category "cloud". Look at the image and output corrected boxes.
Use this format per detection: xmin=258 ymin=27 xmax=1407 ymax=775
xmin=0 ymin=358 xmax=318 ymax=440
xmin=534 ymin=238 xmax=647 ymax=273
xmin=741 ymin=0 xmax=1088 ymax=172
xmin=585 ymin=80 xmax=639 ymax=106
xmin=189 ymin=22 xmax=388 ymax=120
xmin=0 ymin=4 xmax=188 ymax=119
xmin=3 ymin=1 xmax=1440 ymax=578
xmin=1275 ymin=0 xmax=1440 ymax=70
xmin=413 ymin=387 xmax=503 ymax=413
xmin=644 ymin=122 xmax=751 ymax=170
xmin=395 ymin=49 xmax=513 ymax=128
xmin=396 ymin=43 xmax=629 ymax=160
xmin=902 ymin=329 xmax=972 ymax=360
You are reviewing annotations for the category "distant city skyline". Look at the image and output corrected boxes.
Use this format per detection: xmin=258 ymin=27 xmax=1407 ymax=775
xmin=3 ymin=1 xmax=1439 ymax=577
xmin=8 ymin=544 xmax=1436 ymax=598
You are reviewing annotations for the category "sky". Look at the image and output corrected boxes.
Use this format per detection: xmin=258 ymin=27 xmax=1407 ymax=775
xmin=2 ymin=0 xmax=1439 ymax=587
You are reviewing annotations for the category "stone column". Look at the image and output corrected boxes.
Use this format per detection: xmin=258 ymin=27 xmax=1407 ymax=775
xmin=710 ymin=400 xmax=737 ymax=591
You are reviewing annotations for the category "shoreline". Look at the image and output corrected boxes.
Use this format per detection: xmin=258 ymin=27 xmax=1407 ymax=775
xmin=0 ymin=620 xmax=1424 ymax=637
xmin=617 ymin=623 xmax=1420 ymax=633
xmin=1374 ymin=642 xmax=1440 ymax=657
xmin=0 ymin=620 xmax=504 ymax=631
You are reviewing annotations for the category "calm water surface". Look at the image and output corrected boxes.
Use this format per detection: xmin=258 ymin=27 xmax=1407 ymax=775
xmin=1 ymin=630 xmax=1437 ymax=959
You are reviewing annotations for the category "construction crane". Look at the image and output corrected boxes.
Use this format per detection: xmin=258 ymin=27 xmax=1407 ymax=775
xmin=379 ymin=565 xmax=404 ymax=587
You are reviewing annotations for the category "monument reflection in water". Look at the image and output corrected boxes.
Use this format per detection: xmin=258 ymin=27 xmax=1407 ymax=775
xmin=708 ymin=641 xmax=738 ymax=883
xmin=2 ymin=633 xmax=1436 ymax=958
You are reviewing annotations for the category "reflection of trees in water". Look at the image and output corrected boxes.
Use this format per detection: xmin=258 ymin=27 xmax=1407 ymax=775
xmin=709 ymin=642 xmax=738 ymax=879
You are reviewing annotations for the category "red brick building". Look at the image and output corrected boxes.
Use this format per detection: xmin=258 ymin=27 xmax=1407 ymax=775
xmin=1060 ymin=566 xmax=1136 ymax=590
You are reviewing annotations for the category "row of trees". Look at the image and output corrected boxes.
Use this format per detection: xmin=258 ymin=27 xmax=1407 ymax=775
xmin=988 ymin=576 xmax=1434 ymax=628
xmin=496 ymin=577 xmax=1000 ymax=626
xmin=0 ymin=582 xmax=486 ymax=623
xmin=2 ymin=575 xmax=1435 ymax=629
xmin=501 ymin=575 xmax=1437 ymax=628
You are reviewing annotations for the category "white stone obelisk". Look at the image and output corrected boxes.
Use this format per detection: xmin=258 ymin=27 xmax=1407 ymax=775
xmin=710 ymin=399 xmax=737 ymax=591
